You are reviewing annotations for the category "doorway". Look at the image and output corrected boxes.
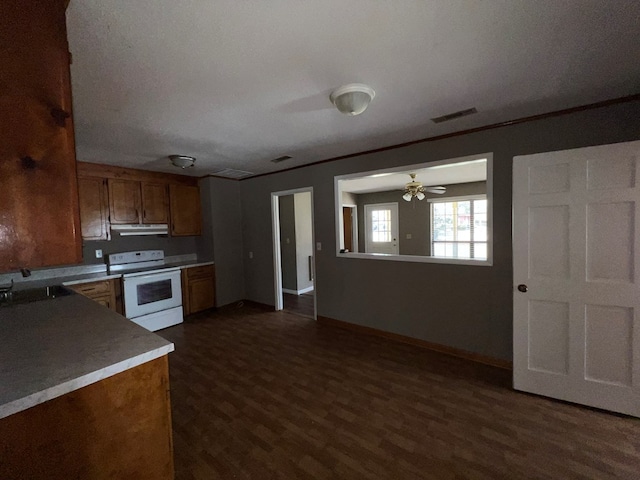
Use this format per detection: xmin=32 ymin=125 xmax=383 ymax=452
xmin=342 ymin=205 xmax=357 ymax=252
xmin=271 ymin=187 xmax=316 ymax=319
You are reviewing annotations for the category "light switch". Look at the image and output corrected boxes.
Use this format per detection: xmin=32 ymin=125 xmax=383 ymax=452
xmin=406 ymin=233 xmax=412 ymax=239
xmin=249 ymin=251 xmax=253 ymax=259
xmin=286 ymin=238 xmax=290 ymax=244
xmin=95 ymin=249 xmax=103 ymax=259
xmin=316 ymin=242 xmax=322 ymax=251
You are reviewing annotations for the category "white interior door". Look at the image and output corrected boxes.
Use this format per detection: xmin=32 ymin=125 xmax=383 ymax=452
xmin=365 ymin=203 xmax=399 ymax=254
xmin=513 ymin=140 xmax=640 ymax=417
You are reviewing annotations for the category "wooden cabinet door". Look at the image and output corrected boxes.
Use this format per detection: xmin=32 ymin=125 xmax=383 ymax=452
xmin=182 ymin=265 xmax=216 ymax=315
xmin=109 ymin=179 xmax=142 ymax=224
xmin=0 ymin=0 xmax=82 ymax=272
xmin=188 ymin=276 xmax=216 ymax=314
xmin=142 ymin=183 xmax=169 ymax=224
xmin=78 ymin=177 xmax=110 ymax=240
xmin=169 ymin=185 xmax=202 ymax=236
xmin=68 ymin=279 xmax=118 ymax=313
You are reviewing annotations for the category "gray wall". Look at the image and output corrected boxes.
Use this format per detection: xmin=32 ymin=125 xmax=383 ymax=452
xmin=294 ymin=192 xmax=313 ymax=291
xmin=356 ymin=181 xmax=486 ymax=256
xmin=82 ymin=235 xmax=198 ymax=264
xmin=198 ymin=176 xmax=245 ymax=307
xmin=240 ymin=100 xmax=640 ymax=361
xmin=278 ymin=195 xmax=298 ymax=290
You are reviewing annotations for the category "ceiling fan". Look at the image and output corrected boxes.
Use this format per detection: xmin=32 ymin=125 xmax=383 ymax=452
xmin=402 ymin=173 xmax=446 ymax=201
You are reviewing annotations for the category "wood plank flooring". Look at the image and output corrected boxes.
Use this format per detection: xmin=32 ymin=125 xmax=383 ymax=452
xmin=283 ymin=292 xmax=315 ymax=318
xmin=159 ymin=305 xmax=640 ymax=480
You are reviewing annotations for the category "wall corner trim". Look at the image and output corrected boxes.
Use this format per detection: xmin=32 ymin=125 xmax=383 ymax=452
xmin=317 ymin=316 xmax=513 ymax=370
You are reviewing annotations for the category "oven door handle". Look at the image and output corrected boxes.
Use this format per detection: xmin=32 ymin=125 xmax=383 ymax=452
xmin=124 ymin=272 xmax=178 ymax=282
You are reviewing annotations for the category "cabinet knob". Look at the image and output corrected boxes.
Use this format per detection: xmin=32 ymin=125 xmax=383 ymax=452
xmin=21 ymin=156 xmax=37 ymax=169
xmin=517 ymin=284 xmax=528 ymax=293
xmin=50 ymin=108 xmax=70 ymax=127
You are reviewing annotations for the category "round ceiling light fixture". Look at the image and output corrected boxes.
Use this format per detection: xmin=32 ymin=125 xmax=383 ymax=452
xmin=330 ymin=83 xmax=375 ymax=116
xmin=169 ymin=155 xmax=196 ymax=169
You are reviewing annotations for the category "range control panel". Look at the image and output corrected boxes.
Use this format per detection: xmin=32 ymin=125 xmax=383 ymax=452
xmin=107 ymin=250 xmax=164 ymax=267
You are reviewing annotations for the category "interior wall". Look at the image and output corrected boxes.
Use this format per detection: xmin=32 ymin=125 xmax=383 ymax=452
xmin=356 ymin=181 xmax=486 ymax=256
xmin=240 ymin=100 xmax=640 ymax=361
xmin=197 ymin=176 xmax=245 ymax=307
xmin=294 ymin=192 xmax=314 ymax=292
xmin=278 ymin=195 xmax=298 ymax=291
xmin=82 ymin=236 xmax=198 ymax=265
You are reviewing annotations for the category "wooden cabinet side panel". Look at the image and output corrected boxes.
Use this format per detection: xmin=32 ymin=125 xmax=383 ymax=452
xmin=0 ymin=0 xmax=82 ymax=272
xmin=169 ymin=184 xmax=202 ymax=236
xmin=0 ymin=356 xmax=174 ymax=480
xmin=108 ymin=179 xmax=141 ymax=224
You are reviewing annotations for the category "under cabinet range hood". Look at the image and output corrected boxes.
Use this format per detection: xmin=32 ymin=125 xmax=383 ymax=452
xmin=110 ymin=224 xmax=169 ymax=236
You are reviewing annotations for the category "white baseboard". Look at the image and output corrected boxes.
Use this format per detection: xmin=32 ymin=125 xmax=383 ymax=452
xmin=282 ymin=286 xmax=315 ymax=296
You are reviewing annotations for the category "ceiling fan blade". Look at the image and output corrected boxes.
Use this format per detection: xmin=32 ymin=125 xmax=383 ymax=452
xmin=424 ymin=186 xmax=446 ymax=194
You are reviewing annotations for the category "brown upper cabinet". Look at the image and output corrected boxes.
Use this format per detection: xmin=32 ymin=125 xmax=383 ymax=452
xmin=0 ymin=0 xmax=82 ymax=272
xmin=78 ymin=177 xmax=110 ymax=241
xmin=108 ymin=179 xmax=142 ymax=224
xmin=169 ymin=185 xmax=202 ymax=236
xmin=77 ymin=162 xmax=201 ymax=239
xmin=141 ymin=183 xmax=169 ymax=224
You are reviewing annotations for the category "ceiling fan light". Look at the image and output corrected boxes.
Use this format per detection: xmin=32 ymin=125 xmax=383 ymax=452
xmin=330 ymin=84 xmax=375 ymax=116
xmin=169 ymin=155 xmax=196 ymax=169
xmin=416 ymin=191 xmax=425 ymax=200
xmin=403 ymin=192 xmax=413 ymax=202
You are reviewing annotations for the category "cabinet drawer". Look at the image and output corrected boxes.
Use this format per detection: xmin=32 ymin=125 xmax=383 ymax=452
xmin=69 ymin=280 xmax=112 ymax=297
xmin=185 ymin=265 xmax=214 ymax=279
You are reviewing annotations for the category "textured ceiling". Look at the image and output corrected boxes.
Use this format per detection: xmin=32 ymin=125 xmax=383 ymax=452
xmin=66 ymin=1 xmax=640 ymax=177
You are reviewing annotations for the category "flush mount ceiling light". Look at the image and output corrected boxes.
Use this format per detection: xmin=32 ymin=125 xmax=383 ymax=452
xmin=330 ymin=83 xmax=375 ymax=116
xmin=169 ymin=155 xmax=196 ymax=169
xmin=402 ymin=173 xmax=446 ymax=201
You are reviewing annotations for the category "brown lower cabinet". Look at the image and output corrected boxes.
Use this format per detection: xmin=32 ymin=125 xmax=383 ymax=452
xmin=0 ymin=356 xmax=174 ymax=480
xmin=182 ymin=264 xmax=216 ymax=315
xmin=67 ymin=278 xmax=122 ymax=315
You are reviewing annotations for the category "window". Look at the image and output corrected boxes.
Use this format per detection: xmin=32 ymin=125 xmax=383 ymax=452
xmin=431 ymin=195 xmax=487 ymax=260
xmin=334 ymin=152 xmax=492 ymax=265
xmin=371 ymin=209 xmax=392 ymax=242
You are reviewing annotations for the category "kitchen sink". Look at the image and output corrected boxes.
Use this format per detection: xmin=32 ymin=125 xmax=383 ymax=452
xmin=0 ymin=285 xmax=73 ymax=307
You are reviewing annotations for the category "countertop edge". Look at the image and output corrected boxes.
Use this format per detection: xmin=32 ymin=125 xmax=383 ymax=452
xmin=0 ymin=343 xmax=174 ymax=420
xmin=177 ymin=261 xmax=215 ymax=269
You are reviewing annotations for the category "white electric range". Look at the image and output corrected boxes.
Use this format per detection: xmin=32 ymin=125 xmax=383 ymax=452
xmin=108 ymin=250 xmax=183 ymax=332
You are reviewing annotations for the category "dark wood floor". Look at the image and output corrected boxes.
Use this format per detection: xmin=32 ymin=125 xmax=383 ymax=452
xmin=159 ymin=305 xmax=640 ymax=480
xmin=283 ymin=291 xmax=315 ymax=318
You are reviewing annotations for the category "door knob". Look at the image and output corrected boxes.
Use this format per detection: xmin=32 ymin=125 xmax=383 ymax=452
xmin=517 ymin=284 xmax=528 ymax=293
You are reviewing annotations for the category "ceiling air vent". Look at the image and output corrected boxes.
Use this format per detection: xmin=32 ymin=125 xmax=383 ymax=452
xmin=212 ymin=168 xmax=254 ymax=179
xmin=431 ymin=107 xmax=478 ymax=124
xmin=270 ymin=155 xmax=292 ymax=164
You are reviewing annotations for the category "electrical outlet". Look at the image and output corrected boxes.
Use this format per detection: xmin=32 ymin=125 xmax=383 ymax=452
xmin=406 ymin=233 xmax=412 ymax=239
xmin=95 ymin=249 xmax=103 ymax=259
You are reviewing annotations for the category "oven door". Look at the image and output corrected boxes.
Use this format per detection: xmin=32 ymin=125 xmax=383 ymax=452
xmin=123 ymin=269 xmax=182 ymax=319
